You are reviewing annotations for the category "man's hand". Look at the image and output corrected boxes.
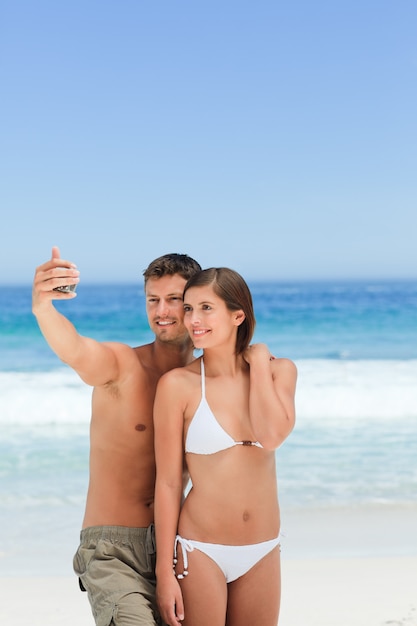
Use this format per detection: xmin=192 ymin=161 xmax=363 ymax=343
xmin=32 ymin=246 xmax=80 ymax=313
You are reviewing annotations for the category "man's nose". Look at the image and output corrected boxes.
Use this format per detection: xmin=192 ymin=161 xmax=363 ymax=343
xmin=156 ymin=299 xmax=169 ymax=316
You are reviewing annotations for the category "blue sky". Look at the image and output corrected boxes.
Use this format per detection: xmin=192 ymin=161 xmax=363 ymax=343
xmin=1 ymin=0 xmax=416 ymax=284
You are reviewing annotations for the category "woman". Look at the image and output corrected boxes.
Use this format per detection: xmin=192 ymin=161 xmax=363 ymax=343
xmin=154 ymin=268 xmax=297 ymax=626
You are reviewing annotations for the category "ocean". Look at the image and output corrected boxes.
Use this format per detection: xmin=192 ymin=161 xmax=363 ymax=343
xmin=1 ymin=280 xmax=417 ymax=575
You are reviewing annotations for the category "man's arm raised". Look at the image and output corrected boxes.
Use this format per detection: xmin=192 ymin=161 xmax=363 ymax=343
xmin=32 ymin=246 xmax=119 ymax=387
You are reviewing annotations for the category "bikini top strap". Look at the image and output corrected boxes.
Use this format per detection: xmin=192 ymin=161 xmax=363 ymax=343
xmin=200 ymin=358 xmax=206 ymax=398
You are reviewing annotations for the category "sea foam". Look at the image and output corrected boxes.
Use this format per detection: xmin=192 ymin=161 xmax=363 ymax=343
xmin=1 ymin=359 xmax=416 ymax=425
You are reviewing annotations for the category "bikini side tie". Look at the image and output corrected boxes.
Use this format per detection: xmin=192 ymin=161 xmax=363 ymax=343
xmin=173 ymin=535 xmax=194 ymax=580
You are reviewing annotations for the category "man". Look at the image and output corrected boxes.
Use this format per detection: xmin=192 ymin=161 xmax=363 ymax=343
xmin=32 ymin=246 xmax=201 ymax=626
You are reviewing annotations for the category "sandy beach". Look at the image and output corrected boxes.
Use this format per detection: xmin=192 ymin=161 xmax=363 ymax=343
xmin=279 ymin=505 xmax=417 ymax=625
xmin=281 ymin=556 xmax=417 ymax=626
xmin=1 ymin=504 xmax=416 ymax=625
xmin=1 ymin=557 xmax=415 ymax=626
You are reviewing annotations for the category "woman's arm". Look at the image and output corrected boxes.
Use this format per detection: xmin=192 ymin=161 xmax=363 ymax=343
xmin=154 ymin=370 xmax=187 ymax=626
xmin=244 ymin=343 xmax=297 ymax=450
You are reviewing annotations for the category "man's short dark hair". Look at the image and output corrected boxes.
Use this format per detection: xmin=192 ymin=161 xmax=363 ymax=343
xmin=143 ymin=253 xmax=201 ymax=285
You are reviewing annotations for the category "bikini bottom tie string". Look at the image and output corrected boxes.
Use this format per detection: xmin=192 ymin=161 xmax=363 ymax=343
xmin=173 ymin=535 xmax=194 ymax=580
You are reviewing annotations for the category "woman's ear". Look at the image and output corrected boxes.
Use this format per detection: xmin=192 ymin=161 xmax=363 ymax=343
xmin=234 ymin=310 xmax=246 ymax=326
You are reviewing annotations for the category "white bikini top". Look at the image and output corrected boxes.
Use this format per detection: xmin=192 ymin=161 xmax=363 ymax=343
xmin=185 ymin=359 xmax=263 ymax=455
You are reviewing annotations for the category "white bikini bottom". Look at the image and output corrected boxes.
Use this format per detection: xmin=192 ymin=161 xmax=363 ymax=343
xmin=173 ymin=533 xmax=281 ymax=583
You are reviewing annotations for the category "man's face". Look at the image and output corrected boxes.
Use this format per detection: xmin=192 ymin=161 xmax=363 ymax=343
xmin=145 ymin=275 xmax=189 ymax=344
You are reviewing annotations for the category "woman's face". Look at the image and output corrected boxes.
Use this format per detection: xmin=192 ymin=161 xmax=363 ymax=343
xmin=183 ymin=285 xmax=242 ymax=350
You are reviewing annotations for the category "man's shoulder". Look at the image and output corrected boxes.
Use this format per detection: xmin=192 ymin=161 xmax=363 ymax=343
xmin=103 ymin=341 xmax=143 ymax=358
xmin=100 ymin=341 xmax=148 ymax=375
xmin=130 ymin=342 xmax=156 ymax=366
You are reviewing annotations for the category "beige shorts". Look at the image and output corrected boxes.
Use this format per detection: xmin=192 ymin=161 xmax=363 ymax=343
xmin=73 ymin=524 xmax=165 ymax=626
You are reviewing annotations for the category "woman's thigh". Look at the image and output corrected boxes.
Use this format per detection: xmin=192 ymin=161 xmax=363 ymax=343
xmin=226 ymin=546 xmax=281 ymax=626
xmin=178 ymin=548 xmax=228 ymax=626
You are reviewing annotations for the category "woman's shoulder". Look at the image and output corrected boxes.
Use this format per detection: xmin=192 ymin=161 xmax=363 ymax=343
xmin=270 ymin=355 xmax=298 ymax=378
xmin=158 ymin=357 xmax=202 ymax=389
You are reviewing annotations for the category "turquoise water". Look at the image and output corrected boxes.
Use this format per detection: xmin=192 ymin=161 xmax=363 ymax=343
xmin=2 ymin=280 xmax=417 ymax=369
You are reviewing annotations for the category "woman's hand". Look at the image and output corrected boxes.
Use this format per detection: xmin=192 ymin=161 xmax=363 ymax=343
xmin=243 ymin=343 xmax=274 ymax=364
xmin=156 ymin=573 xmax=185 ymax=625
